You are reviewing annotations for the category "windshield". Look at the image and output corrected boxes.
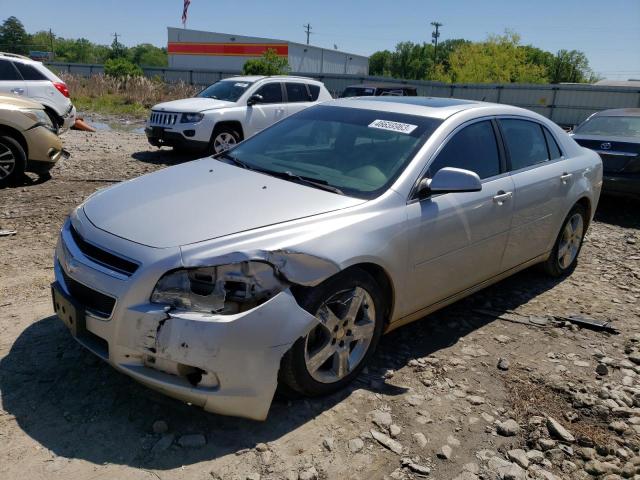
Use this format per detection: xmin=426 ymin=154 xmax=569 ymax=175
xmin=226 ymin=105 xmax=442 ymax=199
xmin=575 ymin=116 xmax=640 ymax=138
xmin=196 ymin=80 xmax=253 ymax=102
xmin=341 ymin=87 xmax=376 ymax=97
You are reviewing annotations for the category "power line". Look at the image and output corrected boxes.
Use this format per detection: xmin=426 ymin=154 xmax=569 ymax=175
xmin=431 ymin=21 xmax=443 ymax=69
xmin=303 ymin=23 xmax=312 ymax=45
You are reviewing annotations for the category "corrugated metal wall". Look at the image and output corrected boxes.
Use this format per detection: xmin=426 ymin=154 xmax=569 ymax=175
xmin=48 ymin=62 xmax=640 ymax=126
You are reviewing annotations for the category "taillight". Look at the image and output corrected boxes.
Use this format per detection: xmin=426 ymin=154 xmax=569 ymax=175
xmin=52 ymin=81 xmax=70 ymax=98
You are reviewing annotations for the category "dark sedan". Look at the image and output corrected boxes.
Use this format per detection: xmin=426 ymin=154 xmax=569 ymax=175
xmin=572 ymin=108 xmax=640 ymax=197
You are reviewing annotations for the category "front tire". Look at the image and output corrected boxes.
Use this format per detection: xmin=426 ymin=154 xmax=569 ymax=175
xmin=208 ymin=126 xmax=240 ymax=155
xmin=0 ymin=135 xmax=26 ymax=188
xmin=279 ymin=268 xmax=385 ymax=397
xmin=542 ymin=204 xmax=587 ymax=277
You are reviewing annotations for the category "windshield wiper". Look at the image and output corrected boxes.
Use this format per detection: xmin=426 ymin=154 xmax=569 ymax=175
xmin=255 ymin=168 xmax=344 ymax=195
xmin=216 ymin=152 xmax=251 ymax=169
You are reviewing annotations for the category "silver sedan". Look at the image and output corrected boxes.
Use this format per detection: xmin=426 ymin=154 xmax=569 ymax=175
xmin=52 ymin=97 xmax=602 ymax=420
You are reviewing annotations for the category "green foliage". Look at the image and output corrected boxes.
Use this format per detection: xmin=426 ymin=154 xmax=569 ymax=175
xmin=243 ymin=49 xmax=289 ymax=76
xmin=128 ymin=43 xmax=168 ymax=67
xmin=109 ymin=37 xmax=127 ymax=59
xmin=104 ymin=58 xmax=143 ymax=78
xmin=0 ymin=16 xmax=30 ymax=55
xmin=369 ymin=30 xmax=596 ymax=84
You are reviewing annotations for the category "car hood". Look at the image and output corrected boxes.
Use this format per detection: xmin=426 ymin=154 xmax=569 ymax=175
xmin=152 ymin=97 xmax=234 ymax=113
xmin=83 ymin=159 xmax=365 ymax=248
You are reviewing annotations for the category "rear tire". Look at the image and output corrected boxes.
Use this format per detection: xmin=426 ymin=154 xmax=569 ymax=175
xmin=0 ymin=135 xmax=26 ymax=188
xmin=542 ymin=204 xmax=587 ymax=277
xmin=279 ymin=268 xmax=385 ymax=397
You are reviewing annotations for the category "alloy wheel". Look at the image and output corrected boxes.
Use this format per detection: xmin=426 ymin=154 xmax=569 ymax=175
xmin=304 ymin=286 xmax=376 ymax=383
xmin=558 ymin=213 xmax=584 ymax=269
xmin=0 ymin=142 xmax=16 ymax=180
xmin=213 ymin=132 xmax=237 ymax=153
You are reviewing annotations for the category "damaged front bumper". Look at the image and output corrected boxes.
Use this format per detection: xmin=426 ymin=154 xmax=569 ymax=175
xmin=52 ymin=216 xmax=322 ymax=421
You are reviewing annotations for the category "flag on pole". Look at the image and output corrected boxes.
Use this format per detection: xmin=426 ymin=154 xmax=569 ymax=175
xmin=182 ymin=0 xmax=191 ymax=27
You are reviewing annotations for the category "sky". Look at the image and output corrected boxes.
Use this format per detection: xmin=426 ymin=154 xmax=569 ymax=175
xmin=2 ymin=0 xmax=639 ymax=80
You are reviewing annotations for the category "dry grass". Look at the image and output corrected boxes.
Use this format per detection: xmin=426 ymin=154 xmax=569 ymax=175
xmin=61 ymin=74 xmax=199 ymax=118
xmin=505 ymin=371 xmax=614 ymax=448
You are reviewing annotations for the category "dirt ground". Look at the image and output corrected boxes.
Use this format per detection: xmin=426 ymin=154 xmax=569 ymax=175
xmin=1 ymin=120 xmax=639 ymax=480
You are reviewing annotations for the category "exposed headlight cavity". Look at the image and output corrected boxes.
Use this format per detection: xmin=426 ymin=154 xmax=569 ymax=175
xmin=151 ymin=261 xmax=286 ymax=314
xmin=23 ymin=108 xmax=54 ymax=129
xmin=180 ymin=112 xmax=204 ymax=123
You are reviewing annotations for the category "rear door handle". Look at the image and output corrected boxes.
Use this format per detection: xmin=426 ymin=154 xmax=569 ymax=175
xmin=560 ymin=172 xmax=573 ymax=184
xmin=10 ymin=88 xmax=24 ymax=95
xmin=493 ymin=191 xmax=513 ymax=204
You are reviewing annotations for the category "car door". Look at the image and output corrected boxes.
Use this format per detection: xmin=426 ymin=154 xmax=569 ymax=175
xmin=0 ymin=59 xmax=26 ymax=98
xmin=498 ymin=118 xmax=572 ymax=269
xmin=243 ymin=82 xmax=287 ymax=137
xmin=284 ymin=82 xmax=314 ymax=116
xmin=403 ymin=119 xmax=515 ymax=315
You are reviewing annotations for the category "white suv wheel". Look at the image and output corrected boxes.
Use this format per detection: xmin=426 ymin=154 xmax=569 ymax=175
xmin=213 ymin=132 xmax=237 ymax=153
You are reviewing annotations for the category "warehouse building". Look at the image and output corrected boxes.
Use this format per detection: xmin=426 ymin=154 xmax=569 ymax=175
xmin=167 ymin=27 xmax=369 ymax=75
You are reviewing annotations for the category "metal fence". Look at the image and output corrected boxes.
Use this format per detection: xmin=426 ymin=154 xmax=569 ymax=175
xmin=47 ymin=61 xmax=640 ymax=127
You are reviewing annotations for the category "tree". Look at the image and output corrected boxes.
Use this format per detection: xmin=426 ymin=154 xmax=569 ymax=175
xmin=128 ymin=43 xmax=167 ymax=67
xmin=441 ymin=31 xmax=548 ymax=83
xmin=369 ymin=50 xmax=392 ymax=76
xmin=109 ymin=37 xmax=127 ymax=59
xmin=242 ymin=49 xmax=289 ymax=76
xmin=104 ymin=58 xmax=143 ymax=77
xmin=548 ymin=49 xmax=594 ymax=83
xmin=0 ymin=16 xmax=30 ymax=55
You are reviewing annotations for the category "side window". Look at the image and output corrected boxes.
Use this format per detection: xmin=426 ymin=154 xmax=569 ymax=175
xmin=499 ymin=119 xmax=550 ymax=170
xmin=285 ymin=83 xmax=310 ymax=102
xmin=428 ymin=120 xmax=501 ymax=180
xmin=254 ymin=83 xmax=283 ymax=104
xmin=0 ymin=60 xmax=22 ymax=81
xmin=14 ymin=62 xmax=48 ymax=81
xmin=308 ymin=84 xmax=320 ymax=101
xmin=543 ymin=127 xmax=563 ymax=160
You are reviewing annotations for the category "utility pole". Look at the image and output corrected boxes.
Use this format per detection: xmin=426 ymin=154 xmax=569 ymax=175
xmin=303 ymin=23 xmax=312 ymax=45
xmin=113 ymin=32 xmax=121 ymax=46
xmin=49 ymin=28 xmax=54 ymax=59
xmin=431 ymin=21 xmax=443 ymax=67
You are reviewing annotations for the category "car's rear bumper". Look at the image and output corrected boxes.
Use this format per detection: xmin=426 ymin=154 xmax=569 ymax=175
xmin=602 ymin=173 xmax=640 ymax=197
xmin=145 ymin=126 xmax=208 ymax=151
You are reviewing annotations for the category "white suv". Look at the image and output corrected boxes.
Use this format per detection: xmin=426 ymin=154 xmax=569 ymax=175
xmin=0 ymin=53 xmax=76 ymax=130
xmin=145 ymin=76 xmax=332 ymax=153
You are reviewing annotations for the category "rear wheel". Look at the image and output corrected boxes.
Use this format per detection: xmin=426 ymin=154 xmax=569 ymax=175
xmin=279 ymin=268 xmax=385 ymax=396
xmin=0 ymin=135 xmax=26 ymax=188
xmin=542 ymin=204 xmax=587 ymax=277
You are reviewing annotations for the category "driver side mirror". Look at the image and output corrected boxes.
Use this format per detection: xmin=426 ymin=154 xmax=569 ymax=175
xmin=417 ymin=167 xmax=482 ymax=199
xmin=247 ymin=94 xmax=264 ymax=106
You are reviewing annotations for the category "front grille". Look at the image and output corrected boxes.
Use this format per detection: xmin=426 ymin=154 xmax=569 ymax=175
xmin=150 ymin=111 xmax=179 ymax=126
xmin=60 ymin=267 xmax=116 ymax=318
xmin=69 ymin=225 xmax=139 ymax=276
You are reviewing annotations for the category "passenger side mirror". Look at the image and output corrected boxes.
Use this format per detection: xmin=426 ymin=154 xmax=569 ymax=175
xmin=417 ymin=167 xmax=482 ymax=199
xmin=247 ymin=94 xmax=264 ymax=106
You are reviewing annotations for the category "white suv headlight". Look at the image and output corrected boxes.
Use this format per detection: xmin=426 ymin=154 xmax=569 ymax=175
xmin=180 ymin=112 xmax=204 ymax=123
xmin=151 ymin=261 xmax=286 ymax=314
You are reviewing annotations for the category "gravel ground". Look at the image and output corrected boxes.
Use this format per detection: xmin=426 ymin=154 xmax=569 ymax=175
xmin=0 ymin=124 xmax=639 ymax=480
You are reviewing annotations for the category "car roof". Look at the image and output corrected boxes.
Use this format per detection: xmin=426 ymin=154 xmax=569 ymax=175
xmin=328 ymin=96 xmax=515 ymax=120
xmin=591 ymin=108 xmax=640 ymax=117
xmin=225 ymin=75 xmax=321 ymax=84
xmin=345 ymin=83 xmax=417 ymax=90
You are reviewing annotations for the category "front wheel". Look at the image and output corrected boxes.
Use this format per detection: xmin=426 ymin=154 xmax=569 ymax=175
xmin=542 ymin=204 xmax=587 ymax=277
xmin=279 ymin=268 xmax=385 ymax=397
xmin=208 ymin=126 xmax=240 ymax=155
xmin=0 ymin=135 xmax=26 ymax=188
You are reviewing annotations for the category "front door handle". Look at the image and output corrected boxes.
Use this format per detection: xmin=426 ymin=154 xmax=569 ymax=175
xmin=560 ymin=172 xmax=573 ymax=184
xmin=493 ymin=191 xmax=513 ymax=205
xmin=10 ymin=88 xmax=24 ymax=95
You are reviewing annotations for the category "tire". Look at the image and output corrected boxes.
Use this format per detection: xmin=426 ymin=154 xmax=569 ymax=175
xmin=0 ymin=135 xmax=26 ymax=188
xmin=279 ymin=268 xmax=386 ymax=397
xmin=208 ymin=126 xmax=241 ymax=155
xmin=542 ymin=204 xmax=587 ymax=277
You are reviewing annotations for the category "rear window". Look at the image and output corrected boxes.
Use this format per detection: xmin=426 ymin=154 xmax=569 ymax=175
xmin=543 ymin=128 xmax=563 ymax=159
xmin=0 ymin=60 xmax=21 ymax=81
xmin=286 ymin=83 xmax=310 ymax=103
xmin=14 ymin=62 xmax=49 ymax=81
xmin=500 ymin=119 xmax=550 ymax=171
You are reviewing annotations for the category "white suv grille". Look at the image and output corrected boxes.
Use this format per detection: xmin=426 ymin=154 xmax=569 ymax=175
xmin=150 ymin=112 xmax=179 ymax=126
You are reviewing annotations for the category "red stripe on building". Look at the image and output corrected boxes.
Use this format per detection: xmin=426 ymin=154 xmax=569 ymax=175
xmin=168 ymin=42 xmax=289 ymax=56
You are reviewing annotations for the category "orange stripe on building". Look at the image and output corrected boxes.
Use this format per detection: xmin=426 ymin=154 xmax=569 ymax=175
xmin=168 ymin=42 xmax=288 ymax=57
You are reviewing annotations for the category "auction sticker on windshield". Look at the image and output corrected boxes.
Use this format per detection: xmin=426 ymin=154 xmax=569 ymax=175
xmin=369 ymin=119 xmax=418 ymax=134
